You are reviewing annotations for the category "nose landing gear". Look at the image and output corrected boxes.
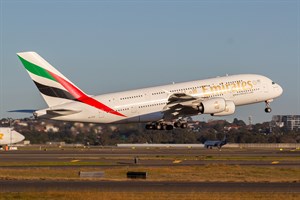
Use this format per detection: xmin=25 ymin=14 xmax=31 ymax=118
xmin=265 ymin=100 xmax=272 ymax=113
xmin=265 ymin=107 xmax=272 ymax=113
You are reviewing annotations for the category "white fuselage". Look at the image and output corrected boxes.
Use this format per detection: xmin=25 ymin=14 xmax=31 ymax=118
xmin=35 ymin=74 xmax=283 ymax=124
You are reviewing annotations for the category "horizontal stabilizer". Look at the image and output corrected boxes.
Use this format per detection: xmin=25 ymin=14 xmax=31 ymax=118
xmin=46 ymin=109 xmax=81 ymax=116
xmin=8 ymin=109 xmax=36 ymax=113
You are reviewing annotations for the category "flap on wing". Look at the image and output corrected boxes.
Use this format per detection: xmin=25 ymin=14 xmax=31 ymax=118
xmin=167 ymin=93 xmax=197 ymax=105
xmin=166 ymin=93 xmax=202 ymax=109
xmin=46 ymin=109 xmax=81 ymax=116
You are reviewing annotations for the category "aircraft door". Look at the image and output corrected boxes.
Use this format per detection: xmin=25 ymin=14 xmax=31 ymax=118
xmin=144 ymin=92 xmax=151 ymax=101
xmin=131 ymin=105 xmax=138 ymax=113
xmin=262 ymin=82 xmax=269 ymax=93
xmin=112 ymin=97 xmax=119 ymax=104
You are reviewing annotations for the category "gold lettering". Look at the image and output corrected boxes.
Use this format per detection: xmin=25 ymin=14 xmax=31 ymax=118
xmin=210 ymin=85 xmax=222 ymax=93
xmin=231 ymin=83 xmax=237 ymax=92
xmin=220 ymin=83 xmax=227 ymax=94
xmin=0 ymin=133 xmax=3 ymax=140
xmin=247 ymin=81 xmax=253 ymax=89
xmin=199 ymin=80 xmax=254 ymax=96
xmin=202 ymin=86 xmax=208 ymax=93
xmin=225 ymin=83 xmax=230 ymax=92
xmin=201 ymin=86 xmax=210 ymax=97
xmin=242 ymin=81 xmax=247 ymax=90
xmin=220 ymin=83 xmax=225 ymax=90
xmin=236 ymin=81 xmax=241 ymax=88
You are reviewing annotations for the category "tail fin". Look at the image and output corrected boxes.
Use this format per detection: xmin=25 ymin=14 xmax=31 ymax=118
xmin=222 ymin=135 xmax=227 ymax=145
xmin=17 ymin=52 xmax=88 ymax=107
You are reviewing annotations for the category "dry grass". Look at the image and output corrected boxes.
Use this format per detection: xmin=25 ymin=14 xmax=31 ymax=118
xmin=104 ymin=165 xmax=300 ymax=182
xmin=0 ymin=161 xmax=113 ymax=167
xmin=0 ymin=192 xmax=299 ymax=200
xmin=0 ymin=165 xmax=299 ymax=182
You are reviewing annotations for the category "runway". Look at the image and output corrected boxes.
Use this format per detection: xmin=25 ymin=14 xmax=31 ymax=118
xmin=0 ymin=147 xmax=299 ymax=193
xmin=0 ymin=180 xmax=299 ymax=192
xmin=0 ymin=147 xmax=299 ymax=167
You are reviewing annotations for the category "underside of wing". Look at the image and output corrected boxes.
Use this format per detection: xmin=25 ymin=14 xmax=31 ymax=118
xmin=163 ymin=93 xmax=236 ymax=120
xmin=163 ymin=93 xmax=202 ymax=120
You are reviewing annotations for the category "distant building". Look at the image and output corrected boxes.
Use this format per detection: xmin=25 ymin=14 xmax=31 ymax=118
xmin=224 ymin=125 xmax=240 ymax=131
xmin=272 ymin=115 xmax=300 ymax=131
xmin=45 ymin=124 xmax=59 ymax=133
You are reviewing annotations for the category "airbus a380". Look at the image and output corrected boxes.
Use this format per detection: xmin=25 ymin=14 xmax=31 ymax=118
xmin=14 ymin=52 xmax=283 ymax=130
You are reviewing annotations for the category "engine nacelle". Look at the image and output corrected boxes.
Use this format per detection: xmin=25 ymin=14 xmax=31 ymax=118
xmin=212 ymin=100 xmax=236 ymax=116
xmin=198 ymin=98 xmax=226 ymax=114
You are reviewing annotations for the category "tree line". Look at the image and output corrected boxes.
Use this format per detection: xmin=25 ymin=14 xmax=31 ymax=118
xmin=6 ymin=118 xmax=299 ymax=145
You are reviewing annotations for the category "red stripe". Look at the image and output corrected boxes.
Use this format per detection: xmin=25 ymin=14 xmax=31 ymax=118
xmin=48 ymin=71 xmax=126 ymax=117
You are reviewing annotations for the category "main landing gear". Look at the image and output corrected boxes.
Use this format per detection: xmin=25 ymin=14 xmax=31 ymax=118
xmin=174 ymin=121 xmax=188 ymax=129
xmin=145 ymin=120 xmax=188 ymax=130
xmin=265 ymin=100 xmax=272 ymax=113
xmin=145 ymin=122 xmax=173 ymax=130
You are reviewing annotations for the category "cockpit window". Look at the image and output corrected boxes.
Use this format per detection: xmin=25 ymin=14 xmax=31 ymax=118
xmin=272 ymin=81 xmax=275 ymax=85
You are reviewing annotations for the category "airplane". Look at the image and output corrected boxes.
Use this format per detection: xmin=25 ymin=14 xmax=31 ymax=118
xmin=204 ymin=136 xmax=227 ymax=149
xmin=0 ymin=127 xmax=25 ymax=147
xmin=13 ymin=52 xmax=283 ymax=130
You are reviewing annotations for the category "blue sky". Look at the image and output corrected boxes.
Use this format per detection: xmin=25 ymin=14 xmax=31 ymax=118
xmin=0 ymin=0 xmax=299 ymax=123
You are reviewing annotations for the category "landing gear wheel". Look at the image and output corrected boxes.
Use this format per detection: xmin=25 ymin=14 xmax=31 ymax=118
xmin=161 ymin=124 xmax=167 ymax=130
xmin=265 ymin=107 xmax=272 ymax=113
xmin=166 ymin=125 xmax=174 ymax=130
xmin=174 ymin=122 xmax=181 ymax=128
xmin=265 ymin=101 xmax=272 ymax=113
xmin=146 ymin=122 xmax=171 ymax=130
xmin=145 ymin=124 xmax=153 ymax=130
xmin=156 ymin=124 xmax=162 ymax=130
xmin=180 ymin=123 xmax=188 ymax=129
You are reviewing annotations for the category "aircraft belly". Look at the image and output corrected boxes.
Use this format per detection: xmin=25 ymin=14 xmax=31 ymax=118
xmin=233 ymin=93 xmax=263 ymax=106
xmin=139 ymin=112 xmax=164 ymax=122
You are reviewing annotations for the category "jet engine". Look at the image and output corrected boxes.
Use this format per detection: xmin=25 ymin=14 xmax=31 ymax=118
xmin=212 ymin=100 xmax=236 ymax=116
xmin=198 ymin=98 xmax=226 ymax=114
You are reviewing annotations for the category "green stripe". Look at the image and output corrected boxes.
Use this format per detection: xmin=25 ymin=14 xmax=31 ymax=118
xmin=18 ymin=55 xmax=57 ymax=82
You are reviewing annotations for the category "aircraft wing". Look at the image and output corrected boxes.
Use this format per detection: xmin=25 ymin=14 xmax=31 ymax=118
xmin=162 ymin=93 xmax=203 ymax=120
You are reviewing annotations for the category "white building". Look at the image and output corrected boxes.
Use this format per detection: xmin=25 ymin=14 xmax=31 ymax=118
xmin=272 ymin=115 xmax=300 ymax=131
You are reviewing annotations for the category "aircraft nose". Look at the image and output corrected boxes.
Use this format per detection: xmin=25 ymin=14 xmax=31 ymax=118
xmin=271 ymin=82 xmax=283 ymax=98
xmin=277 ymin=84 xmax=283 ymax=96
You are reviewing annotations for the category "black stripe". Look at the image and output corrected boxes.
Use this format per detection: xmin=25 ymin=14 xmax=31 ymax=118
xmin=33 ymin=81 xmax=77 ymax=101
